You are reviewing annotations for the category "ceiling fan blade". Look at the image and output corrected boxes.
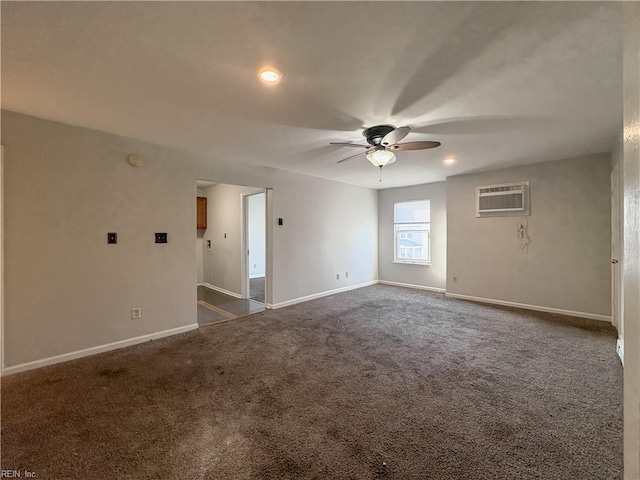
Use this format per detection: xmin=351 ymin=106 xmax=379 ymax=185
xmin=391 ymin=141 xmax=441 ymax=151
xmin=330 ymin=142 xmax=369 ymax=148
xmin=381 ymin=126 xmax=411 ymax=146
xmin=337 ymin=151 xmax=367 ymax=164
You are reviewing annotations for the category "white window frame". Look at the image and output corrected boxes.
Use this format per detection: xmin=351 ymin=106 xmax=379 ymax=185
xmin=393 ymin=200 xmax=430 ymax=266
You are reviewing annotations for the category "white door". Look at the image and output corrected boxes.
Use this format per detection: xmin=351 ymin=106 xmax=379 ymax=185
xmin=611 ymin=160 xmax=622 ymax=332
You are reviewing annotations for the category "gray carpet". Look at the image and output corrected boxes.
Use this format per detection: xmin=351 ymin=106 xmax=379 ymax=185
xmin=250 ymin=276 xmax=265 ymax=303
xmin=1 ymin=285 xmax=622 ymax=479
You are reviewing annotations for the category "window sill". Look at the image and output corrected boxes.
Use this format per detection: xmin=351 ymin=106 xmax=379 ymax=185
xmin=393 ymin=261 xmax=431 ymax=266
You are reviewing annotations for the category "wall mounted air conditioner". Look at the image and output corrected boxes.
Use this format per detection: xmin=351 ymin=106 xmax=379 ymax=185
xmin=476 ymin=181 xmax=529 ymax=217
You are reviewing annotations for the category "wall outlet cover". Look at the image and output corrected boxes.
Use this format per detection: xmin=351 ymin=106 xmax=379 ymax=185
xmin=107 ymin=232 xmax=117 ymax=244
xmin=155 ymin=232 xmax=168 ymax=244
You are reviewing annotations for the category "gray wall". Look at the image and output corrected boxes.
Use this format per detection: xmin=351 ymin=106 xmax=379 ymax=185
xmin=2 ymin=111 xmax=378 ymax=367
xmin=202 ymin=183 xmax=263 ymax=295
xmin=446 ymin=154 xmax=611 ymax=317
xmin=378 ymin=182 xmax=446 ymax=290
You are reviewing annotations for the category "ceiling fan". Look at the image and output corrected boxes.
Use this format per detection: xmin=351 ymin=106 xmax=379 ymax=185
xmin=330 ymin=124 xmax=441 ymax=176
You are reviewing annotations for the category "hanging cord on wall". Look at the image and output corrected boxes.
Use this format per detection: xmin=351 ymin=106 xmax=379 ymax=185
xmin=517 ymin=216 xmax=531 ymax=254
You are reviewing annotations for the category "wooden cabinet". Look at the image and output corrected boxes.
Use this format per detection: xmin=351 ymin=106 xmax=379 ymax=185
xmin=196 ymin=197 xmax=207 ymax=229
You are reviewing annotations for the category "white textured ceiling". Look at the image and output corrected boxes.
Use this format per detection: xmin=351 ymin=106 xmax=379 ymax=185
xmin=1 ymin=2 xmax=622 ymax=189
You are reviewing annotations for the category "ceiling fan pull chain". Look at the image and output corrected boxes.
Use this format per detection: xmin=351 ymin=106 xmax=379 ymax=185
xmin=379 ymin=166 xmax=383 ymax=182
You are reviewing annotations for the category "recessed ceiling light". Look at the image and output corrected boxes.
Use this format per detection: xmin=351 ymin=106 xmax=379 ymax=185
xmin=442 ymin=157 xmax=457 ymax=166
xmin=258 ymin=67 xmax=282 ymax=85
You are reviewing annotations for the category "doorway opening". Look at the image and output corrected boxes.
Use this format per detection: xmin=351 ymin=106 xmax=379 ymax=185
xmin=195 ymin=181 xmax=270 ymax=327
xmin=245 ymin=192 xmax=266 ymax=304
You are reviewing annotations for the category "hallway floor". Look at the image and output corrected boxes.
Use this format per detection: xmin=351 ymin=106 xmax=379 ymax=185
xmin=249 ymin=276 xmax=265 ymax=303
xmin=197 ymin=285 xmax=264 ymax=326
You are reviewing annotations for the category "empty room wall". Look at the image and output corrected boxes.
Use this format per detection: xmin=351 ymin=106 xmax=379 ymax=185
xmin=447 ymin=154 xmax=611 ymax=319
xmin=2 ymin=111 xmax=378 ymax=370
xmin=271 ymin=172 xmax=378 ymax=305
xmin=201 ymin=183 xmax=263 ymax=296
xmin=378 ymin=182 xmax=446 ymax=290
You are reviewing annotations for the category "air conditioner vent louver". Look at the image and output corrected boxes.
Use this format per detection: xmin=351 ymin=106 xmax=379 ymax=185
xmin=476 ymin=181 xmax=529 ymax=217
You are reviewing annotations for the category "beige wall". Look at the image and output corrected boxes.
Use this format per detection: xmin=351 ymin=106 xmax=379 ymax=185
xmin=2 ymin=111 xmax=378 ymax=368
xmin=623 ymin=2 xmax=640 ymax=477
xmin=378 ymin=182 xmax=446 ymax=290
xmin=446 ymin=154 xmax=611 ymax=318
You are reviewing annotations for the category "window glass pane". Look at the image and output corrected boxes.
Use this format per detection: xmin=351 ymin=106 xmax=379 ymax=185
xmin=394 ymin=200 xmax=430 ymax=263
xmin=394 ymin=201 xmax=430 ymax=223
xmin=395 ymin=231 xmax=428 ymax=261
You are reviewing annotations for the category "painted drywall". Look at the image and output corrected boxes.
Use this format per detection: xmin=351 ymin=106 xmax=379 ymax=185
xmin=202 ymin=184 xmax=263 ymax=296
xmin=447 ymin=154 xmax=611 ymax=317
xmin=248 ymin=192 xmax=266 ymax=278
xmin=270 ymin=173 xmax=378 ymax=305
xmin=2 ymin=111 xmax=378 ymax=368
xmin=196 ymin=187 xmax=205 ymax=284
xmin=623 ymin=2 xmax=640 ymax=477
xmin=378 ymin=182 xmax=446 ymax=290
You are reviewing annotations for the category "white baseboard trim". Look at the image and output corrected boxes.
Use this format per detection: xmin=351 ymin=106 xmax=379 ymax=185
xmin=199 ymin=282 xmax=242 ymax=299
xmin=378 ymin=280 xmax=446 ymax=294
xmin=617 ymin=338 xmax=624 ymax=366
xmin=2 ymin=323 xmax=199 ymax=376
xmin=249 ymin=274 xmax=265 ymax=280
xmin=445 ymin=292 xmax=612 ymax=322
xmin=267 ymin=280 xmax=378 ymax=310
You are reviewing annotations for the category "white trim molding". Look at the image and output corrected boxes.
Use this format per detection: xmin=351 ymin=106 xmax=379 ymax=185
xmin=445 ymin=292 xmax=612 ymax=322
xmin=267 ymin=280 xmax=378 ymax=310
xmin=2 ymin=323 xmax=199 ymax=376
xmin=198 ymin=282 xmax=242 ymax=299
xmin=617 ymin=338 xmax=624 ymax=366
xmin=378 ymin=280 xmax=445 ymax=293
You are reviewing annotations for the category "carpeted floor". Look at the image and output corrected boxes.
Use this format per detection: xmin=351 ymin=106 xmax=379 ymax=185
xmin=1 ymin=285 xmax=622 ymax=479
xmin=250 ymin=276 xmax=265 ymax=303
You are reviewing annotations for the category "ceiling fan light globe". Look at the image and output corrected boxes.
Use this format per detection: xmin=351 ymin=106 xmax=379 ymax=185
xmin=366 ymin=149 xmax=396 ymax=167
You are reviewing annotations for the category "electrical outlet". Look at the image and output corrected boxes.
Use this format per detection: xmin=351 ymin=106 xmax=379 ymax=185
xmin=131 ymin=307 xmax=141 ymax=320
xmin=453 ymin=277 xmax=458 ymax=283
xmin=336 ymin=274 xmax=340 ymax=280
xmin=207 ymin=240 xmax=211 ymax=250
xmin=345 ymin=272 xmax=349 ymax=278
